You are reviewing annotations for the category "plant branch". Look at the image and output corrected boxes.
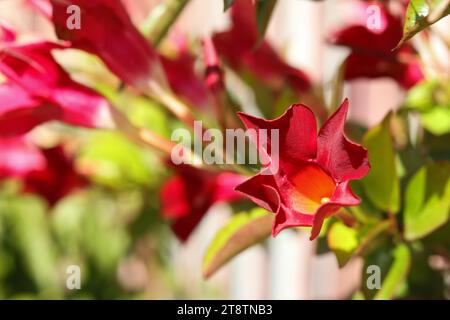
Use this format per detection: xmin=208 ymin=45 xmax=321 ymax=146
xmin=143 ymin=0 xmax=191 ymax=47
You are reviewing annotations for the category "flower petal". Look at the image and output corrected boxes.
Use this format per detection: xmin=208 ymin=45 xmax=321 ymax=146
xmin=160 ymin=176 xmax=190 ymax=219
xmin=272 ymin=203 xmax=315 ymax=237
xmin=0 ymin=42 xmax=114 ymax=131
xmin=161 ymin=164 xmax=243 ymax=242
xmin=159 ymin=53 xmax=208 ymax=107
xmin=330 ymin=5 xmax=422 ymax=89
xmin=0 ymin=22 xmax=16 ymax=43
xmin=51 ymin=85 xmax=114 ymax=129
xmin=310 ymin=181 xmax=360 ymax=240
xmin=212 ymin=0 xmax=310 ymax=92
xmin=235 ymin=171 xmax=315 ymax=237
xmin=24 ymin=146 xmax=88 ymax=205
xmin=0 ymin=82 xmax=61 ymax=136
xmin=0 ymin=41 xmax=68 ymax=95
xmin=316 ymin=99 xmax=370 ymax=182
xmin=235 ymin=173 xmax=279 ymax=213
xmin=0 ymin=136 xmax=46 ymax=177
xmin=213 ymin=172 xmax=246 ymax=202
xmin=48 ymin=0 xmax=163 ymax=90
xmin=237 ymin=104 xmax=318 ymax=164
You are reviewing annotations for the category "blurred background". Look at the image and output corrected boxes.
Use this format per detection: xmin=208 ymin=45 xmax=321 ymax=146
xmin=0 ymin=0 xmax=448 ymax=299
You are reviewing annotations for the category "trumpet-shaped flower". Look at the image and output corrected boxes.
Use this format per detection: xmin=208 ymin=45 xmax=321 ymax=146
xmin=0 ymin=41 xmax=114 ymax=135
xmin=235 ymin=99 xmax=370 ymax=240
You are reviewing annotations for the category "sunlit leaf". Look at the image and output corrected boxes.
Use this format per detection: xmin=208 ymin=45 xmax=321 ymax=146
xmin=202 ymin=208 xmax=273 ymax=278
xmin=363 ymin=242 xmax=411 ymax=300
xmin=77 ymin=132 xmax=159 ymax=188
xmin=374 ymin=244 xmax=411 ymax=300
xmin=404 ymin=162 xmax=450 ymax=240
xmin=328 ymin=219 xmax=391 ymax=268
xmin=404 ymin=79 xmax=450 ymax=135
xmin=327 ymin=221 xmax=359 ymax=267
xmin=362 ymin=113 xmax=400 ymax=213
xmin=398 ymin=0 xmax=450 ymax=46
xmin=420 ymin=107 xmax=450 ymax=135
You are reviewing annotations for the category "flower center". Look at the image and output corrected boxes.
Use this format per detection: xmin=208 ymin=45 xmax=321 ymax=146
xmin=321 ymin=197 xmax=331 ymax=204
xmin=289 ymin=163 xmax=336 ymax=214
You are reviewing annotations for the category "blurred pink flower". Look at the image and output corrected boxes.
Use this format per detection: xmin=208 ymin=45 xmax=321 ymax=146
xmin=0 ymin=23 xmax=16 ymax=42
xmin=212 ymin=0 xmax=311 ymax=93
xmin=330 ymin=2 xmax=423 ymax=89
xmin=0 ymin=137 xmax=87 ymax=204
xmin=0 ymin=136 xmax=46 ymax=178
xmin=32 ymin=0 xmax=163 ymax=91
xmin=0 ymin=41 xmax=114 ymax=135
xmin=0 ymin=82 xmax=58 ymax=136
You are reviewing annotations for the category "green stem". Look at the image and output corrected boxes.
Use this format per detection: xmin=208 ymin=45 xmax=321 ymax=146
xmin=142 ymin=0 xmax=190 ymax=47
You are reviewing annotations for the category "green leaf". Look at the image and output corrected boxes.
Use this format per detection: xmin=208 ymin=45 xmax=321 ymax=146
xmin=78 ymin=132 xmax=159 ymax=188
xmin=404 ymin=79 xmax=440 ymax=112
xmin=404 ymin=79 xmax=450 ymax=135
xmin=223 ymin=0 xmax=235 ymax=11
xmin=374 ymin=244 xmax=411 ymax=300
xmin=399 ymin=0 xmax=450 ymax=46
xmin=362 ymin=242 xmax=411 ymax=300
xmin=423 ymin=131 xmax=450 ymax=161
xmin=128 ymin=96 xmax=170 ymax=137
xmin=420 ymin=106 xmax=450 ymax=135
xmin=52 ymin=191 xmax=130 ymax=274
xmin=6 ymin=196 xmax=61 ymax=295
xmin=404 ymin=162 xmax=450 ymax=240
xmin=328 ymin=219 xmax=391 ymax=268
xmin=362 ymin=113 xmax=400 ymax=213
xmin=202 ymin=208 xmax=273 ymax=278
xmin=327 ymin=221 xmax=359 ymax=267
xmin=256 ymin=0 xmax=277 ymax=41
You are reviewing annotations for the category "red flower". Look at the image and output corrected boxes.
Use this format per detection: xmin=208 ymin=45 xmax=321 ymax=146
xmin=0 ymin=137 xmax=87 ymax=204
xmin=0 ymin=82 xmax=57 ymax=136
xmin=160 ymin=164 xmax=245 ymax=242
xmin=331 ymin=3 xmax=423 ymax=89
xmin=25 ymin=146 xmax=88 ymax=205
xmin=0 ymin=41 xmax=113 ymax=136
xmin=212 ymin=0 xmax=311 ymax=93
xmin=235 ymin=99 xmax=370 ymax=240
xmin=33 ymin=0 xmax=162 ymax=91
